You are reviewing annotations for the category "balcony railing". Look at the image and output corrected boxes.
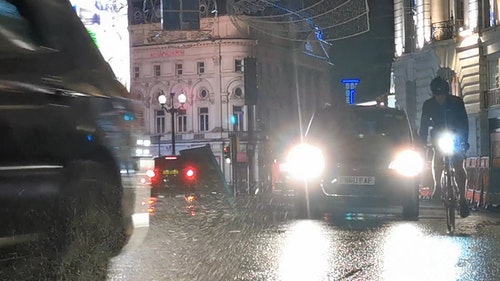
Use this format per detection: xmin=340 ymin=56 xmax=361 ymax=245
xmin=431 ymin=20 xmax=463 ymax=41
xmin=487 ymin=88 xmax=500 ymax=108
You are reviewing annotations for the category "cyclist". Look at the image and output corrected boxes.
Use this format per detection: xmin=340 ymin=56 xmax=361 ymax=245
xmin=419 ymin=76 xmax=470 ymax=218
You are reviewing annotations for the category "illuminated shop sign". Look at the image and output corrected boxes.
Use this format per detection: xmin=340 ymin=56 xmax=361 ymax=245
xmin=70 ymin=0 xmax=130 ymax=90
xmin=150 ymin=50 xmax=185 ymax=58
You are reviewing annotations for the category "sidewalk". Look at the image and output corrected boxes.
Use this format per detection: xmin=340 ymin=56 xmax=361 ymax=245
xmin=419 ymin=198 xmax=500 ymax=214
xmin=481 ymin=203 xmax=500 ymax=213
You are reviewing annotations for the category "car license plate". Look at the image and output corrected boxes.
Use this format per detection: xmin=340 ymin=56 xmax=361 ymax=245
xmin=162 ymin=169 xmax=179 ymax=175
xmin=337 ymin=176 xmax=375 ymax=185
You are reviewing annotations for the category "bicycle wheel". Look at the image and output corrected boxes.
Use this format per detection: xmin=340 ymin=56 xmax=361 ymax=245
xmin=441 ymin=166 xmax=456 ymax=234
xmin=445 ymin=198 xmax=456 ymax=234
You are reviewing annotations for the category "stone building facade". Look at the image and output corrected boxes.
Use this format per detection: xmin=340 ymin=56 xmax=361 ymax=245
xmin=128 ymin=5 xmax=333 ymax=188
xmin=393 ymin=0 xmax=500 ymax=202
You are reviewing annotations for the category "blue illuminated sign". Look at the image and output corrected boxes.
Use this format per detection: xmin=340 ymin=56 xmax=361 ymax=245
xmin=341 ymin=78 xmax=360 ymax=105
xmin=341 ymin=79 xmax=360 ymax=84
xmin=349 ymin=89 xmax=355 ymax=104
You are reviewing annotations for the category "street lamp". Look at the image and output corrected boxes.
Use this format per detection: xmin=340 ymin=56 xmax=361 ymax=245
xmin=158 ymin=91 xmax=187 ymax=155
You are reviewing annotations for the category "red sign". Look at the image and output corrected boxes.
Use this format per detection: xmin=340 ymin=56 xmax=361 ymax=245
xmin=149 ymin=50 xmax=185 ymax=58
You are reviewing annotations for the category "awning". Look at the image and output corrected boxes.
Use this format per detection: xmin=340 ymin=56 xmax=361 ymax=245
xmin=236 ymin=151 xmax=248 ymax=163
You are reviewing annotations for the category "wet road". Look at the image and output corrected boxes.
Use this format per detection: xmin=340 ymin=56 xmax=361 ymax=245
xmin=107 ymin=195 xmax=500 ymax=281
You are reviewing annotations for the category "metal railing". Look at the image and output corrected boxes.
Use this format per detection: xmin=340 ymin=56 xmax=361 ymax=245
xmin=431 ymin=20 xmax=464 ymax=41
xmin=487 ymin=88 xmax=500 ymax=107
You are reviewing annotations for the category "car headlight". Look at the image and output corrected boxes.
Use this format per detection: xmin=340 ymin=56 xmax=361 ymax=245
xmin=388 ymin=149 xmax=423 ymax=177
xmin=285 ymin=143 xmax=325 ymax=180
xmin=437 ymin=132 xmax=455 ymax=155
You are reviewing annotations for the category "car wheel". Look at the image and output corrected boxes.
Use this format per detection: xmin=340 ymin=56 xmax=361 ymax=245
xmin=402 ymin=186 xmax=420 ymax=220
xmin=50 ymin=160 xmax=125 ymax=281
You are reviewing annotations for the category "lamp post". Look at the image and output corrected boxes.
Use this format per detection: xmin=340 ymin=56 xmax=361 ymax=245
xmin=158 ymin=91 xmax=187 ymax=155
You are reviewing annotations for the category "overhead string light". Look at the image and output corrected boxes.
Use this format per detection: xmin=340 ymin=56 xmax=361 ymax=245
xmin=227 ymin=0 xmax=370 ymax=42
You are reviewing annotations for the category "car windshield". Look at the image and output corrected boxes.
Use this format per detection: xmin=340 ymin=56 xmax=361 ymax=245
xmin=306 ymin=106 xmax=412 ymax=145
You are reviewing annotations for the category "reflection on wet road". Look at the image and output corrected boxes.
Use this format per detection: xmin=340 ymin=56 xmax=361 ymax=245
xmin=108 ymin=197 xmax=500 ymax=281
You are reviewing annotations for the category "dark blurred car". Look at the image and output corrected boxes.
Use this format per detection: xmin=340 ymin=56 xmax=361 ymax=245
xmin=148 ymin=145 xmax=232 ymax=216
xmin=150 ymin=145 xmax=229 ymax=197
xmin=0 ymin=1 xmax=152 ymax=280
xmin=283 ymin=104 xmax=423 ymax=219
xmin=151 ymin=155 xmax=198 ymax=196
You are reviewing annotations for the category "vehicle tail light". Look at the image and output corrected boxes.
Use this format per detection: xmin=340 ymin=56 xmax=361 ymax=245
xmin=184 ymin=167 xmax=196 ymax=181
xmin=185 ymin=194 xmax=196 ymax=203
xmin=148 ymin=168 xmax=162 ymax=186
xmin=148 ymin=197 xmax=157 ymax=214
xmin=148 ymin=197 xmax=157 ymax=206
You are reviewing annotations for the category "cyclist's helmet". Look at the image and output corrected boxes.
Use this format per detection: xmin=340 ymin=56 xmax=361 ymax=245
xmin=430 ymin=76 xmax=450 ymax=96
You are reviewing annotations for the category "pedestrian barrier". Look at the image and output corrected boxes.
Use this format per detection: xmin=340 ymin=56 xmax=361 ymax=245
xmin=465 ymin=156 xmax=489 ymax=208
xmin=465 ymin=157 xmax=479 ymax=203
xmin=419 ymin=147 xmax=434 ymax=199
xmin=419 ymin=160 xmax=433 ymax=199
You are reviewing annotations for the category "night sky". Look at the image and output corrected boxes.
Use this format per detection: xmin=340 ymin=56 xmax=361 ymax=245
xmin=330 ymin=0 xmax=394 ymax=103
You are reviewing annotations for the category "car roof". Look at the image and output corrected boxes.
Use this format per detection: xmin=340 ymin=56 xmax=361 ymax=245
xmin=317 ymin=104 xmax=408 ymax=117
xmin=306 ymin=104 xmax=412 ymax=137
xmin=353 ymin=105 xmax=408 ymax=117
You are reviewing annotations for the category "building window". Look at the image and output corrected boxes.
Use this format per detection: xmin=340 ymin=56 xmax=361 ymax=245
xmin=175 ymin=63 xmax=183 ymax=75
xmin=488 ymin=0 xmax=498 ymax=27
xmin=133 ymin=66 xmax=140 ymax=78
xmin=456 ymin=0 xmax=465 ymax=22
xmin=488 ymin=59 xmax=499 ymax=89
xmin=233 ymin=106 xmax=243 ymax=131
xmin=199 ymin=107 xmax=209 ymax=132
xmin=154 ymin=64 xmax=161 ymax=77
xmin=155 ymin=110 xmax=166 ymax=133
xmin=197 ymin=61 xmax=205 ymax=74
xmin=162 ymin=0 xmax=200 ymax=30
xmin=235 ymin=59 xmax=243 ymax=72
xmin=199 ymin=89 xmax=208 ymax=99
xmin=234 ymin=87 xmax=243 ymax=98
xmin=177 ymin=115 xmax=187 ymax=132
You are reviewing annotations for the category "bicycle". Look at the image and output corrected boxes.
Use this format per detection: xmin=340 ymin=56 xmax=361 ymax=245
xmin=436 ymin=131 xmax=467 ymax=234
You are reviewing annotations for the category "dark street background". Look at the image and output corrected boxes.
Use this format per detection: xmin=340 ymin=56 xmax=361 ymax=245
xmin=331 ymin=0 xmax=394 ymax=103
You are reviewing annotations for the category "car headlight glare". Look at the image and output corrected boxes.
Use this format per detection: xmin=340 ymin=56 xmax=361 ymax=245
xmin=388 ymin=150 xmax=423 ymax=177
xmin=286 ymin=143 xmax=325 ymax=180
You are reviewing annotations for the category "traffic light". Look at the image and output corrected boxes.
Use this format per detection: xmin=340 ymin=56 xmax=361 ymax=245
xmin=224 ymin=145 xmax=231 ymax=163
xmin=232 ymin=113 xmax=239 ymax=131
xmin=231 ymin=114 xmax=237 ymax=125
